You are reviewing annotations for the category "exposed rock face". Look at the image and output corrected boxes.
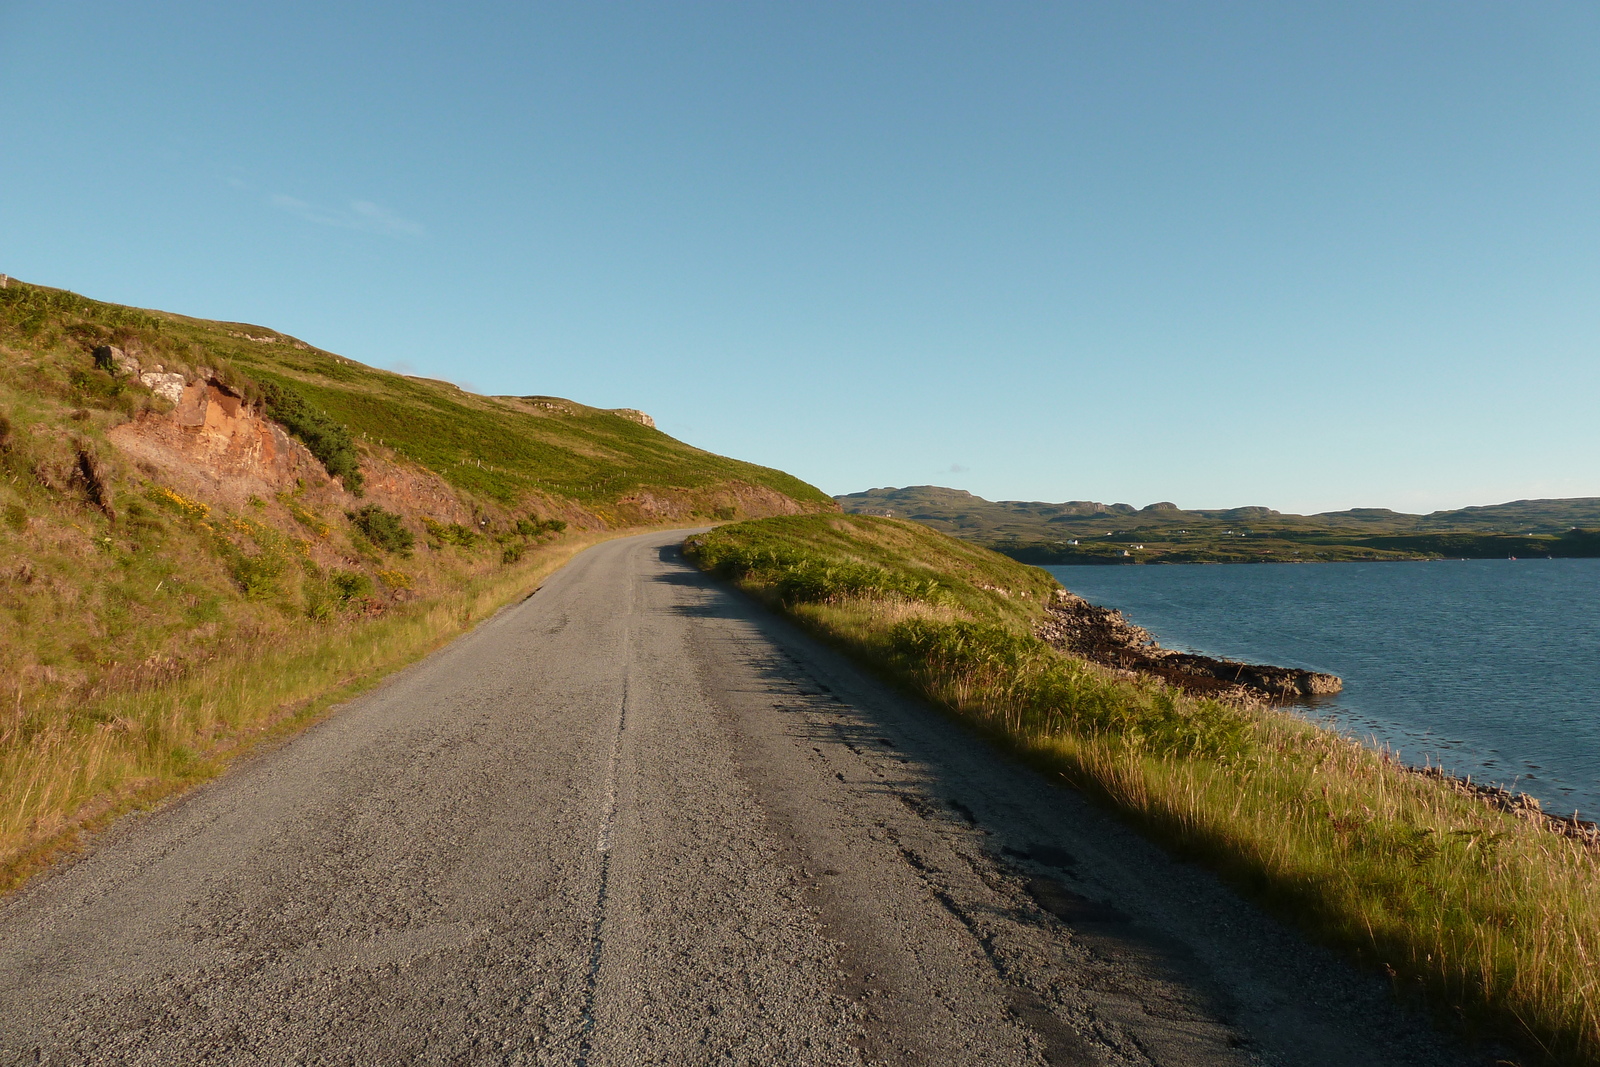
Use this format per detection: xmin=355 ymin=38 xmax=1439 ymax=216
xmin=358 ymin=459 xmax=477 ymax=526
xmin=91 ymin=345 xmax=186 ymax=403
xmin=1035 ymin=591 xmax=1159 ymax=659
xmin=1037 ymin=589 xmax=1342 ymax=701
xmin=109 ymin=376 xmax=485 ymax=523
xmin=611 ymin=408 xmax=656 ymax=429
xmin=175 ymin=378 xmax=245 ymax=432
xmin=108 ymin=378 xmax=331 ymax=504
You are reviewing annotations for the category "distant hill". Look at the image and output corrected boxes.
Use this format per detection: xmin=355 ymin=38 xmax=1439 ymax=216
xmin=836 ymin=486 xmax=1600 ymax=563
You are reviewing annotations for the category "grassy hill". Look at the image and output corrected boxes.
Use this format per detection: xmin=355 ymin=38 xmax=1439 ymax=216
xmin=0 ymin=277 xmax=831 ymax=886
xmin=838 ymin=486 xmax=1600 ymax=563
xmin=0 ymin=281 xmax=828 ymax=515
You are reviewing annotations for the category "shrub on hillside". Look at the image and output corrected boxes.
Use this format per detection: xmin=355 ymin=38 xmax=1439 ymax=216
xmin=348 ymin=505 xmax=413 ymax=556
xmin=231 ymin=553 xmax=284 ymax=600
xmin=304 ymin=568 xmax=376 ymax=621
xmin=67 ymin=366 xmax=139 ymax=414
xmin=146 ymin=485 xmax=211 ymax=522
xmin=258 ymin=379 xmax=364 ymax=495
xmin=501 ymin=514 xmax=567 ymax=564
xmin=376 ymin=568 xmax=412 ymax=591
xmin=423 ymin=518 xmax=479 ymax=547
xmin=329 ymin=570 xmax=374 ymax=602
xmin=514 ymin=516 xmax=566 ymax=537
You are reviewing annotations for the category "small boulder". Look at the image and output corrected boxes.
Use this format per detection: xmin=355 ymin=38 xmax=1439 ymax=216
xmin=140 ymin=371 xmax=186 ymax=405
xmin=92 ymin=345 xmax=142 ymax=378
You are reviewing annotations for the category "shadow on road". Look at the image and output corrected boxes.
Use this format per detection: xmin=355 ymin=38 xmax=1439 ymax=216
xmin=647 ymin=554 xmax=1257 ymax=1050
xmin=640 ymin=544 xmax=1483 ymax=1067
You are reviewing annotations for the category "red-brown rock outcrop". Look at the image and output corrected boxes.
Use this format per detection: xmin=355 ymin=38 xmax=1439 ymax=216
xmin=109 ymin=378 xmax=330 ymax=505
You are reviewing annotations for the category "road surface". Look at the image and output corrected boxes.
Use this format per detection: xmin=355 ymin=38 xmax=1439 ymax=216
xmin=0 ymin=530 xmax=1489 ymax=1065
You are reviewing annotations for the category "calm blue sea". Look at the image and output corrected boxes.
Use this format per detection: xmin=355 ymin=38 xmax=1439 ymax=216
xmin=1042 ymin=559 xmax=1600 ymax=818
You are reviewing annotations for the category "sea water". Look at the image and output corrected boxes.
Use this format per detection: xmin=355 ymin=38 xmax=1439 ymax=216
xmin=1042 ymin=558 xmax=1600 ymax=818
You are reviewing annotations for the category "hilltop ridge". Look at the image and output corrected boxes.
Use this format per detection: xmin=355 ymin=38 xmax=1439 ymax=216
xmin=838 ymin=485 xmax=1600 ymax=563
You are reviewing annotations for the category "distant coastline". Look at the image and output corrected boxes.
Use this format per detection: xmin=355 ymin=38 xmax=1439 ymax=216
xmin=836 ymin=485 xmax=1600 ymax=565
xmin=1000 ymin=535 xmax=1600 ymax=565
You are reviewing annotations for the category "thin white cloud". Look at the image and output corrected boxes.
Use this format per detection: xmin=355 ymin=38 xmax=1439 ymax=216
xmin=349 ymin=200 xmax=426 ymax=237
xmin=270 ymin=194 xmax=425 ymax=238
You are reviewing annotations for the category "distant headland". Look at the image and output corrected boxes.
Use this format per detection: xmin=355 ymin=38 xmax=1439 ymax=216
xmin=835 ymin=485 xmax=1600 ymax=564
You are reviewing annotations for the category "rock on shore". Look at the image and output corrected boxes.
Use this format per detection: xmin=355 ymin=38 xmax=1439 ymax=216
xmin=1036 ymin=590 xmax=1342 ymax=701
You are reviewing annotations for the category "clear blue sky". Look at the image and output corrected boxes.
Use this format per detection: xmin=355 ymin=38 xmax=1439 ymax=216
xmin=2 ymin=2 xmax=1596 ymax=514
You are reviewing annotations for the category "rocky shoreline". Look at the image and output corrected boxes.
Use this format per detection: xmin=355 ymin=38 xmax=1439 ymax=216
xmin=1037 ymin=590 xmax=1600 ymax=848
xmin=1408 ymin=761 xmax=1600 ymax=848
xmin=1036 ymin=589 xmax=1343 ymax=702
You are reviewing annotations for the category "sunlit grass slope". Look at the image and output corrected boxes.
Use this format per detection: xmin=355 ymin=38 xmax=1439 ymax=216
xmin=0 ymin=278 xmax=830 ymax=890
xmin=689 ymin=514 xmax=1600 ymax=1066
xmin=0 ymin=281 xmax=827 ymax=511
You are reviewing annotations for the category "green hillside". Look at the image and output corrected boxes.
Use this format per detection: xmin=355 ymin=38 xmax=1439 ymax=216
xmin=838 ymin=486 xmax=1600 ymax=563
xmin=0 ymin=281 xmax=827 ymax=515
xmin=0 ymin=277 xmax=830 ymax=887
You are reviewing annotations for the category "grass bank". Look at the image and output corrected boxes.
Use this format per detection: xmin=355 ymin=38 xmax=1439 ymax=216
xmin=1 ymin=527 xmax=641 ymax=893
xmin=687 ymin=514 xmax=1600 ymax=1065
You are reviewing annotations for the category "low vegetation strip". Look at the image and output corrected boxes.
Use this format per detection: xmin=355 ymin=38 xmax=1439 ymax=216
xmin=686 ymin=514 xmax=1600 ymax=1065
xmin=0 ymin=529 xmax=621 ymax=893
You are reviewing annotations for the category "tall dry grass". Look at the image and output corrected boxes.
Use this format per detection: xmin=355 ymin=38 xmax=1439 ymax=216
xmin=983 ymin=691 xmax=1600 ymax=1063
xmin=0 ymin=530 xmax=621 ymax=892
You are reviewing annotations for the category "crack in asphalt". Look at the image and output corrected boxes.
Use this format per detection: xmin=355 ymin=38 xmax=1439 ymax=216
xmin=574 ymin=667 xmax=629 ymax=1067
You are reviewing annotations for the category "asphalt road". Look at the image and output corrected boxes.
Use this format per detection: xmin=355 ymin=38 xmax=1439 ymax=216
xmin=0 ymin=530 xmax=1491 ymax=1066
